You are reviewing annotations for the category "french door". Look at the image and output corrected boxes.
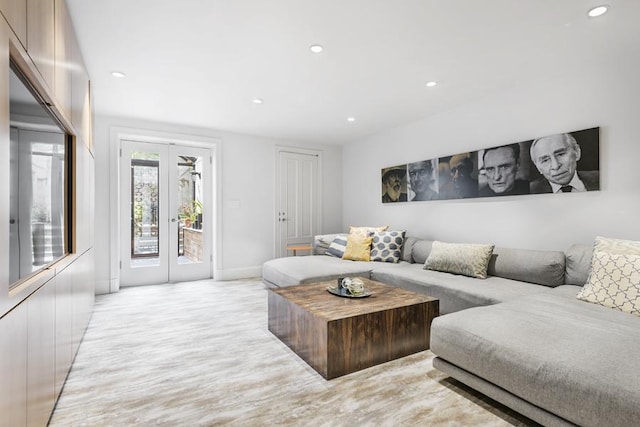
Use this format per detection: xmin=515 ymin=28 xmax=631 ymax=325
xmin=120 ymin=140 xmax=212 ymax=286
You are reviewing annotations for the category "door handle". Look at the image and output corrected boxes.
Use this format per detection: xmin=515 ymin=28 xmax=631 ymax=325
xmin=171 ymin=218 xmax=177 ymax=223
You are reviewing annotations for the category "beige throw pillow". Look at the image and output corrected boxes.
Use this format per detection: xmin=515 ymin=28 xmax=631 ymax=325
xmin=593 ymin=236 xmax=640 ymax=255
xmin=424 ymin=241 xmax=495 ymax=279
xmin=349 ymin=225 xmax=388 ymax=239
xmin=577 ymin=236 xmax=640 ymax=316
xmin=577 ymin=251 xmax=640 ymax=316
xmin=343 ymin=233 xmax=373 ymax=262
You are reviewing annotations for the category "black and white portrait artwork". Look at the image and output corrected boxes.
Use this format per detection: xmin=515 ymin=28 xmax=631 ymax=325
xmin=408 ymin=159 xmax=438 ymax=201
xmin=438 ymin=152 xmax=479 ymax=200
xmin=528 ymin=127 xmax=600 ymax=194
xmin=380 ymin=126 xmax=600 ymax=203
xmin=381 ymin=165 xmax=408 ymax=203
xmin=478 ymin=142 xmax=532 ymax=197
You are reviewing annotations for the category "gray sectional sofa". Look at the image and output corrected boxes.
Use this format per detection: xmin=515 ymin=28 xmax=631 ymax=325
xmin=262 ymin=233 xmax=640 ymax=427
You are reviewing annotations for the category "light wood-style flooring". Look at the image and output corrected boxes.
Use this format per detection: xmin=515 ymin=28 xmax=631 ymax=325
xmin=49 ymin=279 xmax=537 ymax=426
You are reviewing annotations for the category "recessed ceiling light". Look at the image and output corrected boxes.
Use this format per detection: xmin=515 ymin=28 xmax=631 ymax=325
xmin=587 ymin=5 xmax=609 ymax=17
xmin=309 ymin=45 xmax=324 ymax=53
xmin=111 ymin=71 xmax=126 ymax=78
xmin=347 ymin=117 xmax=355 ymax=122
xmin=425 ymin=81 xmax=437 ymax=87
xmin=252 ymin=98 xmax=264 ymax=105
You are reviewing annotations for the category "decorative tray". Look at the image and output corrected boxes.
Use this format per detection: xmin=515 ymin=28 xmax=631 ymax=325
xmin=326 ymin=286 xmax=372 ymax=299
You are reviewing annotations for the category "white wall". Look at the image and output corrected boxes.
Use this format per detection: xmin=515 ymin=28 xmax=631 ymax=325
xmin=93 ymin=115 xmax=342 ymax=294
xmin=343 ymin=56 xmax=640 ymax=251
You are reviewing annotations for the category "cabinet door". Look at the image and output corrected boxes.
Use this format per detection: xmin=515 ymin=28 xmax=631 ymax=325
xmin=0 ymin=303 xmax=28 ymax=427
xmin=54 ymin=0 xmax=72 ymax=117
xmin=55 ymin=268 xmax=73 ymax=399
xmin=27 ymin=0 xmax=55 ymax=89
xmin=70 ymin=30 xmax=90 ymax=149
xmin=27 ymin=281 xmax=56 ymax=427
xmin=72 ymin=249 xmax=94 ymax=355
xmin=0 ymin=0 xmax=27 ymax=46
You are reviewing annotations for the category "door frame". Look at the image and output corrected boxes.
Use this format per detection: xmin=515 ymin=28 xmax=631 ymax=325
xmin=274 ymin=146 xmax=323 ymax=258
xmin=109 ymin=126 xmax=221 ymax=292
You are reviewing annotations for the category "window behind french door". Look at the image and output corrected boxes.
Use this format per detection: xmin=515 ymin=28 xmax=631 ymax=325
xmin=119 ymin=140 xmax=212 ymax=286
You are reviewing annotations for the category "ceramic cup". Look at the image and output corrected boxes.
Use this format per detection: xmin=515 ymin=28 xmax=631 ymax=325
xmin=342 ymin=278 xmax=365 ymax=295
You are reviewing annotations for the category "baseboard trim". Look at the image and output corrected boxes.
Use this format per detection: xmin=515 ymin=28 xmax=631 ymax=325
xmin=215 ymin=266 xmax=262 ymax=281
xmin=95 ymin=279 xmax=116 ymax=295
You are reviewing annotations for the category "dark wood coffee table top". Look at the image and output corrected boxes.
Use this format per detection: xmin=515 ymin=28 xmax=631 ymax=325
xmin=271 ymin=277 xmax=436 ymax=319
xmin=268 ymin=277 xmax=439 ymax=379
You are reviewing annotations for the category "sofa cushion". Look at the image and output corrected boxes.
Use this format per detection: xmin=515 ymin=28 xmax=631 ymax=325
xmin=430 ymin=285 xmax=640 ymax=427
xmin=565 ymin=244 xmax=592 ymax=285
xmin=262 ymin=256 xmax=377 ymax=287
xmin=487 ymin=246 xmax=565 ymax=287
xmin=370 ymin=230 xmax=406 ymax=263
xmin=325 ymin=234 xmax=348 ymax=258
xmin=343 ymin=233 xmax=373 ymax=261
xmin=425 ymin=241 xmax=494 ymax=279
xmin=401 ymin=236 xmax=419 ymax=263
xmin=411 ymin=239 xmax=434 ymax=264
xmin=577 ymin=251 xmax=640 ymax=316
xmin=371 ymin=264 xmax=547 ymax=314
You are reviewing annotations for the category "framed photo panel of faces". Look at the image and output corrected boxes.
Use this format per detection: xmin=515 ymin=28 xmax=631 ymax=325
xmin=381 ymin=126 xmax=599 ymax=203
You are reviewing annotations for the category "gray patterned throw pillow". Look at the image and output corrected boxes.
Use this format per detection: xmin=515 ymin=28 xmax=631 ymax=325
xmin=370 ymin=230 xmax=406 ymax=263
xmin=325 ymin=234 xmax=348 ymax=258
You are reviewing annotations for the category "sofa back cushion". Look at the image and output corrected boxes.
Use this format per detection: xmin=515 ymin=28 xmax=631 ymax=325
xmin=411 ymin=239 xmax=434 ymax=264
xmin=487 ymin=246 xmax=565 ymax=287
xmin=565 ymin=244 xmax=593 ymax=285
xmin=401 ymin=236 xmax=419 ymax=262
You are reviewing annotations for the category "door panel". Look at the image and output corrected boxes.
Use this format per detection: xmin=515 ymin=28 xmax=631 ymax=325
xmin=169 ymin=145 xmax=211 ymax=281
xmin=277 ymin=150 xmax=319 ymax=257
xmin=120 ymin=141 xmax=168 ymax=286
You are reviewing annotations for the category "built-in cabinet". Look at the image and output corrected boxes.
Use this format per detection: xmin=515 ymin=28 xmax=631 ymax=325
xmin=0 ymin=1 xmax=95 ymax=426
xmin=26 ymin=280 xmax=55 ymax=427
xmin=0 ymin=303 xmax=28 ymax=427
xmin=27 ymin=0 xmax=55 ymax=89
xmin=0 ymin=0 xmax=27 ymax=45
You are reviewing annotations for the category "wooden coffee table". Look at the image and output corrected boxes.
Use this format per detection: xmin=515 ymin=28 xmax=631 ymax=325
xmin=268 ymin=278 xmax=439 ymax=379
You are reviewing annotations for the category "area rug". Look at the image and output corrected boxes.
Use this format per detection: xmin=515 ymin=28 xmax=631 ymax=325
xmin=49 ymin=279 xmax=537 ymax=426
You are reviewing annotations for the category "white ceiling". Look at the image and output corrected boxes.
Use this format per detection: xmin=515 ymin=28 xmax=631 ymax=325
xmin=65 ymin=0 xmax=640 ymax=145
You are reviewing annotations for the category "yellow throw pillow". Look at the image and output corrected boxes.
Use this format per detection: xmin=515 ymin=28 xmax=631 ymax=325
xmin=343 ymin=233 xmax=373 ymax=262
xmin=349 ymin=225 xmax=388 ymax=239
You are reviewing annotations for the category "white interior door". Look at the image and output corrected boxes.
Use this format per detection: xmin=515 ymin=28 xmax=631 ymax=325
xmin=276 ymin=149 xmax=320 ymax=258
xmin=120 ymin=140 xmax=212 ymax=286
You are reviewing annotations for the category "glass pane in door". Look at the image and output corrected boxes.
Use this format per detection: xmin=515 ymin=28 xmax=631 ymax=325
xmin=176 ymin=155 xmax=203 ymax=264
xmin=131 ymin=152 xmax=160 ymax=267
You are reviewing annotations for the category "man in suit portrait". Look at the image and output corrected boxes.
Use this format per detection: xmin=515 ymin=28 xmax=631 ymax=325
xmin=529 ymin=133 xmax=599 ymax=193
